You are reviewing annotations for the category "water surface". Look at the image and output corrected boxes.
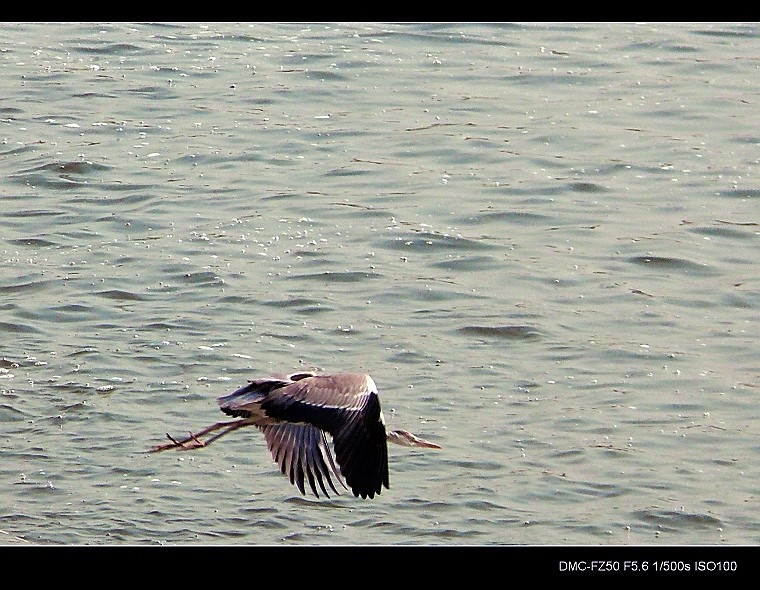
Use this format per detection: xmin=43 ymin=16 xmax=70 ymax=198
xmin=1 ymin=22 xmax=759 ymax=545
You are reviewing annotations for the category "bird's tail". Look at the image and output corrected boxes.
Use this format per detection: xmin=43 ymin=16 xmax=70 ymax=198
xmin=217 ymin=373 xmax=315 ymax=418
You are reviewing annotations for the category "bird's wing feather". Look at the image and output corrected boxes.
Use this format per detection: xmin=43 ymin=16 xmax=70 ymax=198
xmin=332 ymin=391 xmax=389 ymax=499
xmin=258 ymin=423 xmax=346 ymax=498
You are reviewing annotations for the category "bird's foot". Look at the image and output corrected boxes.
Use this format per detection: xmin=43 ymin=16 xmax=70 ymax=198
xmin=185 ymin=432 xmax=207 ymax=449
xmin=149 ymin=431 xmax=207 ymax=453
xmin=149 ymin=419 xmax=247 ymax=454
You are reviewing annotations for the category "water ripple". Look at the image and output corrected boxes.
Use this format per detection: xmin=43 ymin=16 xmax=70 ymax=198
xmin=287 ymin=271 xmax=382 ymax=283
xmin=386 ymin=232 xmax=489 ymax=252
xmin=97 ymin=289 xmax=149 ymax=302
xmin=627 ymin=255 xmax=717 ymax=275
xmin=718 ymin=188 xmax=760 ymax=199
xmin=0 ymin=321 xmax=42 ymax=334
xmin=460 ymin=210 xmax=552 ymax=226
xmin=72 ymin=42 xmax=144 ymax=55
xmin=6 ymin=238 xmax=58 ymax=248
xmin=633 ymin=509 xmax=723 ymax=531
xmin=1 ymin=279 xmax=56 ymax=295
xmin=688 ymin=224 xmax=758 ymax=239
xmin=458 ymin=325 xmax=544 ymax=341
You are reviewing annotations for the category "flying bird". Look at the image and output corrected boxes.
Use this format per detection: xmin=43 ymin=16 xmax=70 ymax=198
xmin=150 ymin=372 xmax=440 ymax=499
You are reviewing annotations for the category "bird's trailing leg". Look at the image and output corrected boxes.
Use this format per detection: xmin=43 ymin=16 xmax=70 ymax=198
xmin=149 ymin=419 xmax=253 ymax=453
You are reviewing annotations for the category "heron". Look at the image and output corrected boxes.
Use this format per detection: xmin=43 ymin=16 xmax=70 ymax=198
xmin=149 ymin=372 xmax=441 ymax=499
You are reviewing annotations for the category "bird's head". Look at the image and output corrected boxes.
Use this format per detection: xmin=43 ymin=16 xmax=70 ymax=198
xmin=387 ymin=429 xmax=441 ymax=449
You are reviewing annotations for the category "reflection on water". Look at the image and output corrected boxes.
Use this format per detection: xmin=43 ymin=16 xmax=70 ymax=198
xmin=1 ymin=22 xmax=759 ymax=545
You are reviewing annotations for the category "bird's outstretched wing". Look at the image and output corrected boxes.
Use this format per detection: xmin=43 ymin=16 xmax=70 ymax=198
xmin=331 ymin=390 xmax=389 ymax=499
xmin=260 ymin=374 xmax=390 ymax=499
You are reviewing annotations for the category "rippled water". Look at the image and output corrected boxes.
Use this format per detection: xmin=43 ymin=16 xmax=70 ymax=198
xmin=1 ymin=22 xmax=759 ymax=545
